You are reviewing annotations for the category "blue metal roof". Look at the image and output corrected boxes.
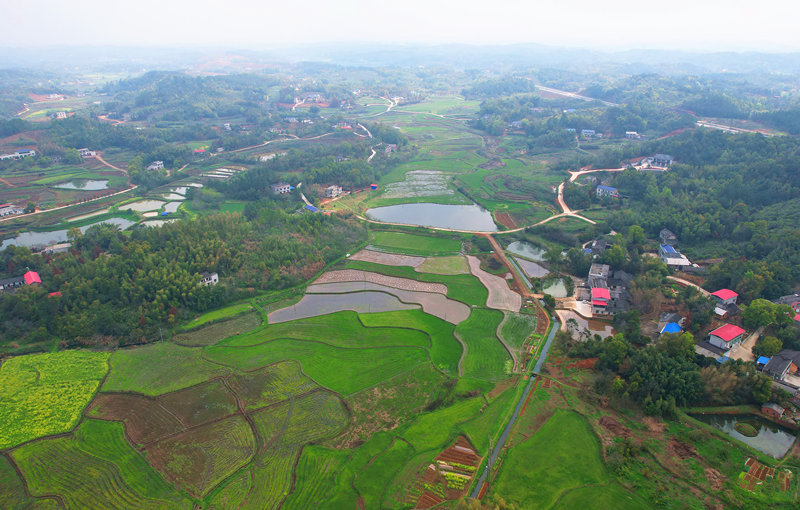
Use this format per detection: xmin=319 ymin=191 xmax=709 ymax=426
xmin=160 ymin=211 xmax=168 ymax=216
xmin=304 ymin=204 xmax=318 ymax=212
xmin=597 ymin=185 xmax=617 ymax=192
xmin=583 ymin=248 xmax=592 ymax=254
xmin=660 ymin=244 xmax=677 ymax=254
xmin=717 ymin=356 xmax=730 ymax=363
xmin=757 ymin=356 xmax=770 ymax=365
xmin=660 ymin=322 xmax=681 ymax=334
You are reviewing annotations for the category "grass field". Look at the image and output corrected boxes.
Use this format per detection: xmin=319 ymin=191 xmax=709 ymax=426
xmin=12 ymin=420 xmax=191 ymax=509
xmin=455 ymin=308 xmax=510 ymax=381
xmin=489 ymin=410 xmax=609 ymax=508
xmin=183 ymin=302 xmax=254 ymax=329
xmin=500 ymin=311 xmax=538 ymax=351
xmin=354 ymin=439 xmax=415 ymax=509
xmin=0 ymin=350 xmax=109 ymax=449
xmin=359 ymin=309 xmax=462 ymax=374
xmin=459 ymin=385 xmax=517 ymax=453
xmin=206 ymin=338 xmax=428 ymax=395
xmin=416 ymin=255 xmax=469 ymax=275
xmin=553 ymin=482 xmax=651 ymax=509
xmin=103 ymin=343 xmax=230 ymax=395
xmin=372 ymin=231 xmax=463 ymax=256
xmin=400 ymin=397 xmax=484 ymax=453
xmin=282 ymin=445 xmax=350 ymax=509
xmin=174 ymin=312 xmax=262 ymax=346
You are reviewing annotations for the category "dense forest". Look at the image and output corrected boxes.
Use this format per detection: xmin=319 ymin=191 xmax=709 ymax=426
xmin=0 ymin=208 xmax=367 ymax=348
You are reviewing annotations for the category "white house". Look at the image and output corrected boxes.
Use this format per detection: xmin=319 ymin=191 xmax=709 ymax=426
xmin=271 ymin=183 xmax=292 ymax=194
xmin=652 ymin=154 xmax=674 ymax=167
xmin=708 ymin=324 xmax=747 ymax=351
xmin=0 ymin=203 xmax=22 ymax=216
xmin=658 ymin=244 xmax=691 ymax=268
xmin=710 ymin=289 xmax=738 ymax=306
xmin=147 ymin=161 xmax=165 ymax=171
xmin=596 ymin=185 xmax=619 ymax=198
xmin=78 ymin=148 xmax=97 ymax=157
xmin=199 ymin=272 xmax=219 ymax=286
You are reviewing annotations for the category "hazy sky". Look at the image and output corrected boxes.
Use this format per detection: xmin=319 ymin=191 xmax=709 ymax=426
xmin=2 ymin=0 xmax=799 ymax=52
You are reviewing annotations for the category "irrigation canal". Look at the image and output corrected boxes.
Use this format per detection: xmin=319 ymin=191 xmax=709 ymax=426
xmin=469 ymin=307 xmax=560 ymax=498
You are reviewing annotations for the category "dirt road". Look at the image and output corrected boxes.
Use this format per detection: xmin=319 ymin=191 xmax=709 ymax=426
xmin=667 ymin=276 xmax=710 ymax=296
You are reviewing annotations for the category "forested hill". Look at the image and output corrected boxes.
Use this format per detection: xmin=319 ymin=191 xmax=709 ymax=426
xmin=0 ymin=209 xmax=367 ymax=349
xmin=606 ymin=129 xmax=800 ymax=300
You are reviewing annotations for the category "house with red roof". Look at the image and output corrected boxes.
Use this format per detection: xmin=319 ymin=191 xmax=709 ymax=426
xmin=708 ymin=324 xmax=747 ymax=351
xmin=23 ymin=271 xmax=41 ymax=286
xmin=711 ymin=289 xmax=738 ymax=306
xmin=591 ymin=287 xmax=611 ymax=315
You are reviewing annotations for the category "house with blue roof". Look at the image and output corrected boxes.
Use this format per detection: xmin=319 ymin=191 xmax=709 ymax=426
xmin=596 ymin=185 xmax=619 ymax=198
xmin=304 ymin=204 xmax=318 ymax=213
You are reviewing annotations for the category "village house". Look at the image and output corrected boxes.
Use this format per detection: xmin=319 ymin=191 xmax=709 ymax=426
xmin=40 ymin=242 xmax=71 ymax=255
xmin=581 ymin=129 xmax=596 ymax=138
xmin=0 ymin=149 xmax=36 ymax=161
xmin=0 ymin=270 xmax=41 ymax=294
xmin=710 ymin=288 xmax=740 ymax=317
xmin=270 ymin=183 xmax=292 ymax=194
xmin=0 ymin=203 xmax=23 ymax=216
xmin=77 ymin=148 xmax=97 ymax=157
xmin=651 ymin=154 xmax=674 ymax=167
xmin=774 ymin=293 xmax=800 ymax=324
xmin=324 ymin=185 xmax=343 ymax=198
xmin=596 ymin=185 xmax=619 ymax=198
xmin=658 ymin=244 xmax=692 ymax=269
xmin=55 ymin=111 xmax=67 ymax=120
xmin=763 ymin=350 xmax=800 ymax=384
xmin=707 ymin=323 xmax=747 ymax=351
xmin=147 ymin=160 xmax=164 ymax=171
xmin=625 ymin=131 xmax=641 ymax=140
xmin=586 ymin=263 xmax=631 ymax=316
xmin=659 ymin=228 xmax=678 ymax=246
xmin=199 ymin=272 xmax=218 ymax=286
xmin=762 ymin=403 xmax=785 ymax=419
xmin=385 ymin=144 xmax=397 ymax=154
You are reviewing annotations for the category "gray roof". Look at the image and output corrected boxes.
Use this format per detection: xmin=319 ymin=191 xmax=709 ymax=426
xmin=763 ymin=350 xmax=800 ymax=378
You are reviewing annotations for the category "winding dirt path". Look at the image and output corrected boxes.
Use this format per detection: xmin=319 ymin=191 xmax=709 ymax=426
xmin=666 ymin=276 xmax=710 ymax=296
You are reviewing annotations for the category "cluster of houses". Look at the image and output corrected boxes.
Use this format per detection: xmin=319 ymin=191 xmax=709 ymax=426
xmin=325 ymin=185 xmax=342 ymax=198
xmin=0 ymin=149 xmax=36 ymax=161
xmin=0 ymin=203 xmax=23 ymax=217
xmin=77 ymin=148 xmax=96 ymax=157
xmin=656 ymin=228 xmax=695 ymax=270
xmin=587 ymin=263 xmax=632 ymax=316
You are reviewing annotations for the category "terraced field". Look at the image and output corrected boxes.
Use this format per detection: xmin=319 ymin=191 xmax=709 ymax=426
xmin=455 ymin=308 xmax=511 ymax=381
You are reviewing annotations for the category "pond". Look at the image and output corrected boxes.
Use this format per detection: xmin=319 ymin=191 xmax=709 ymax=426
xmin=161 ymin=193 xmax=186 ymax=201
xmin=366 ymin=203 xmax=497 ymax=231
xmin=163 ymin=202 xmax=182 ymax=213
xmin=507 ymin=241 xmax=547 ymax=261
xmin=268 ymin=292 xmax=419 ymax=324
xmin=543 ymin=277 xmax=570 ymax=298
xmin=514 ymin=257 xmax=549 ymax=278
xmin=1 ymin=217 xmax=136 ymax=250
xmin=118 ymin=200 xmax=165 ymax=212
xmin=67 ymin=208 xmax=110 ymax=221
xmin=689 ymin=413 xmax=796 ymax=458
xmin=560 ymin=310 xmax=616 ymax=339
xmin=53 ymin=179 xmax=109 ymax=190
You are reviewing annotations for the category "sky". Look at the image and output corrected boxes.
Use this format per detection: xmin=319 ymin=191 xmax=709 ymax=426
xmin=2 ymin=0 xmax=800 ymax=52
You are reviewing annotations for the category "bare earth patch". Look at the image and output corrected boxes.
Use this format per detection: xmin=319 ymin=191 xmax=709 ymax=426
xmin=349 ymin=249 xmax=424 ymax=267
xmin=315 ymin=269 xmax=447 ymax=294
xmin=466 ymin=255 xmax=521 ymax=312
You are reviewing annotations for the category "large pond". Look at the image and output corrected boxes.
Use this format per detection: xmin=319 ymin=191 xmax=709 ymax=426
xmin=689 ymin=413 xmax=796 ymax=458
xmin=560 ymin=310 xmax=616 ymax=339
xmin=507 ymin=241 xmax=547 ymax=261
xmin=543 ymin=277 xmax=570 ymax=298
xmin=53 ymin=179 xmax=109 ymax=190
xmin=1 ymin=218 xmax=136 ymax=249
xmin=366 ymin=203 xmax=497 ymax=231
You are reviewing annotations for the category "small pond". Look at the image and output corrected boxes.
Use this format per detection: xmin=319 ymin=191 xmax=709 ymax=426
xmin=163 ymin=202 xmax=182 ymax=213
xmin=560 ymin=310 xmax=616 ymax=339
xmin=118 ymin=200 xmax=165 ymax=212
xmin=170 ymin=186 xmax=190 ymax=195
xmin=689 ymin=413 xmax=796 ymax=458
xmin=53 ymin=179 xmax=109 ymax=190
xmin=1 ymin=218 xmax=136 ymax=250
xmin=543 ymin=277 xmax=570 ymax=298
xmin=67 ymin=208 xmax=110 ymax=222
xmin=366 ymin=203 xmax=497 ymax=232
xmin=161 ymin=193 xmax=186 ymax=201
xmin=514 ymin=257 xmax=549 ymax=278
xmin=507 ymin=241 xmax=547 ymax=261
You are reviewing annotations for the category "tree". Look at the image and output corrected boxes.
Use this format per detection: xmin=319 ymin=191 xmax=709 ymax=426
xmin=23 ymin=202 xmax=35 ymax=214
xmin=656 ymin=332 xmax=695 ymax=361
xmin=753 ymin=336 xmax=783 ymax=358
xmin=627 ymin=225 xmax=645 ymax=247
xmin=742 ymin=299 xmax=793 ymax=329
xmin=542 ymin=294 xmax=556 ymax=310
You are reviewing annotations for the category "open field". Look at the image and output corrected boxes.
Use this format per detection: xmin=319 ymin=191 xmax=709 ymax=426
xmin=455 ymin=308 xmax=511 ymax=381
xmin=183 ymin=302 xmax=255 ymax=329
xmin=372 ymin=231 xmax=463 ymax=255
xmin=0 ymin=350 xmax=109 ymax=449
xmin=417 ymin=255 xmax=469 ymax=275
xmin=267 ymin=291 xmax=419 ymax=323
xmin=174 ymin=311 xmax=262 ymax=346
xmin=466 ymin=255 xmax=521 ymax=312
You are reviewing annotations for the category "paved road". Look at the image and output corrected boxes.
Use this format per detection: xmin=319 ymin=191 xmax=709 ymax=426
xmin=534 ymin=85 xmax=618 ymax=107
xmin=469 ymin=313 xmax=560 ymax=498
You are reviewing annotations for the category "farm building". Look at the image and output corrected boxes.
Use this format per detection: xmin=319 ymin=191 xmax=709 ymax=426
xmin=596 ymin=185 xmax=619 ymax=198
xmin=658 ymin=244 xmax=691 ymax=269
xmin=707 ymin=324 xmax=747 ymax=351
xmin=199 ymin=272 xmax=219 ymax=286
xmin=0 ymin=203 xmax=23 ymax=216
xmin=325 ymin=185 xmax=343 ymax=198
xmin=270 ymin=183 xmax=292 ymax=194
xmin=763 ymin=350 xmax=800 ymax=382
xmin=147 ymin=160 xmax=165 ymax=171
xmin=304 ymin=204 xmax=319 ymax=213
xmin=651 ymin=154 xmax=674 ymax=167
xmin=762 ymin=403 xmax=785 ymax=419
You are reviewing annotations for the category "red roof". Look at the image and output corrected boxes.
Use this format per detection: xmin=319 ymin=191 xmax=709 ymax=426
xmin=794 ymin=314 xmax=800 ymax=323
xmin=591 ymin=288 xmax=610 ymax=300
xmin=592 ymin=300 xmax=608 ymax=307
xmin=23 ymin=271 xmax=41 ymax=285
xmin=48 ymin=291 xmax=61 ymax=297
xmin=709 ymin=324 xmax=746 ymax=342
xmin=711 ymin=289 xmax=738 ymax=300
